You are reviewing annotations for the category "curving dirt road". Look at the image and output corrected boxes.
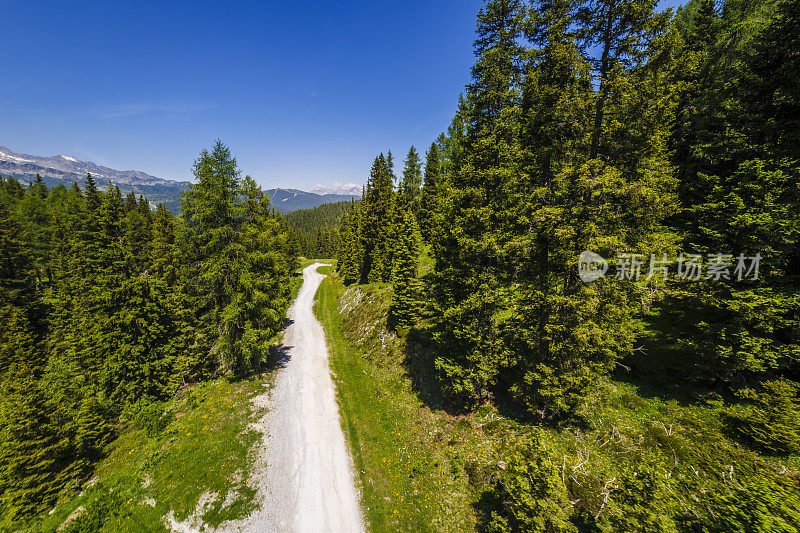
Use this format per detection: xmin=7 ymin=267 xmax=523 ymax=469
xmin=227 ymin=263 xmax=364 ymax=533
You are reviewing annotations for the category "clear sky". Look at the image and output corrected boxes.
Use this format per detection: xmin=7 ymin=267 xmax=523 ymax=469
xmin=2 ymin=0 xmax=685 ymax=190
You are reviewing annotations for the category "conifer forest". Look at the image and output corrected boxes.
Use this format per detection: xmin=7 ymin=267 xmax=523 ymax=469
xmin=2 ymin=0 xmax=799 ymax=531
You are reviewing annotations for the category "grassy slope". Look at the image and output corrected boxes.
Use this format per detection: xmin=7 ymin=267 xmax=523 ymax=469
xmin=315 ymin=274 xmax=488 ymax=532
xmin=315 ymin=270 xmax=799 ymax=531
xmin=19 ymin=378 xmax=269 ymax=533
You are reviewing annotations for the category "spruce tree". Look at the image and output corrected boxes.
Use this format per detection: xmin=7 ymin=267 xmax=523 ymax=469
xmin=429 ymin=0 xmax=526 ymax=406
xmin=17 ymin=182 xmax=52 ymax=287
xmin=0 ymin=202 xmax=34 ymax=309
xmin=400 ymin=146 xmax=423 ymax=216
xmin=150 ymin=203 xmax=176 ymax=283
xmin=672 ymin=0 xmax=800 ymax=385
xmin=336 ymin=202 xmax=364 ymax=284
xmin=84 ymin=173 xmax=100 ymax=212
xmin=0 ymin=306 xmax=38 ymax=379
xmin=0 ymin=363 xmax=63 ymax=520
xmin=180 ymin=140 xmax=245 ymax=372
xmin=124 ymin=191 xmax=138 ymax=212
xmin=389 ymin=196 xmax=422 ymax=332
xmin=418 ymin=142 xmax=442 ymax=242
xmin=573 ymin=0 xmax=673 ymax=160
xmin=360 ymin=154 xmax=394 ymax=283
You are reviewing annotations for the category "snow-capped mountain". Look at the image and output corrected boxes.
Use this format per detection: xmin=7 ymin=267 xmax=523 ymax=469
xmin=1 ymin=145 xmax=361 ymax=214
xmin=0 ymin=145 xmax=187 ymax=212
xmin=312 ymin=182 xmax=362 ymax=196
xmin=0 ymin=145 xmax=180 ymax=188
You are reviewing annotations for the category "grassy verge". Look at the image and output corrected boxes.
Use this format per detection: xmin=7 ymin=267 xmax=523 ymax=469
xmin=23 ymin=377 xmax=268 ymax=533
xmin=315 ymin=273 xmax=488 ymax=532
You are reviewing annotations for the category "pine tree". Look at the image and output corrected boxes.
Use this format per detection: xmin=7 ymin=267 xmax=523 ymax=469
xmin=429 ymin=0 xmax=526 ymax=407
xmin=234 ymin=176 xmax=293 ymax=373
xmin=336 ymin=202 xmax=364 ymax=284
xmin=669 ymin=0 xmax=800 ymax=387
xmin=30 ymin=174 xmax=48 ymax=199
xmin=84 ymin=173 xmax=100 ymax=212
xmin=3 ymin=176 xmax=26 ymax=199
xmin=19 ymin=189 xmax=53 ymax=287
xmin=124 ymin=191 xmax=138 ymax=212
xmin=180 ymin=144 xmax=293 ymax=374
xmin=400 ymin=146 xmax=423 ymax=216
xmin=573 ymin=0 xmax=673 ymax=160
xmin=150 ymin=203 xmax=176 ymax=282
xmin=389 ymin=196 xmax=422 ymax=332
xmin=0 ymin=306 xmax=38 ymax=378
xmin=98 ymin=276 xmax=183 ymax=406
xmin=386 ymin=150 xmax=396 ymax=183
xmin=0 ymin=363 xmax=63 ymax=520
xmin=360 ymin=154 xmax=394 ymax=283
xmin=98 ymin=184 xmax=127 ymax=278
xmin=137 ymin=195 xmax=152 ymax=218
xmin=418 ymin=142 xmax=442 ymax=242
xmin=0 ymin=202 xmax=34 ymax=308
xmin=501 ymin=0 xmax=678 ymax=417
xmin=180 ymin=141 xmax=245 ymax=372
xmin=124 ymin=207 xmax=152 ymax=275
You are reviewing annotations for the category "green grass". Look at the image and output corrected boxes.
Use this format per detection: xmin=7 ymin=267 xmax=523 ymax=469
xmin=23 ymin=378 xmax=268 ymax=533
xmin=315 ymin=272 xmax=486 ymax=532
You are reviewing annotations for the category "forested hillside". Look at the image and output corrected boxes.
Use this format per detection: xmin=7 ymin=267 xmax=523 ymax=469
xmin=285 ymin=201 xmax=354 ymax=259
xmin=0 ymin=141 xmax=295 ymax=527
xmin=335 ymin=0 xmax=800 ymax=529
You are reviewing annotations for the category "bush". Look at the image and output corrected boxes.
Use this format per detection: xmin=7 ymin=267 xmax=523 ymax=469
xmin=736 ymin=378 xmax=800 ymax=455
xmin=707 ymin=476 xmax=800 ymax=533
xmin=604 ymin=461 xmax=680 ymax=532
xmin=132 ymin=401 xmax=172 ymax=438
xmin=478 ymin=430 xmax=577 ymax=533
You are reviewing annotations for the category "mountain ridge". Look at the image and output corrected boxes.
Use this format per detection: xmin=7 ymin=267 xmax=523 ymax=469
xmin=266 ymin=188 xmax=360 ymax=213
xmin=0 ymin=146 xmax=360 ymax=214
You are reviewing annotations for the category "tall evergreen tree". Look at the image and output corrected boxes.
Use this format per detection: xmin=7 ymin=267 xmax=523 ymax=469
xmin=84 ymin=173 xmax=100 ymax=212
xmin=150 ymin=203 xmax=176 ymax=283
xmin=124 ymin=191 xmax=138 ymax=212
xmin=418 ymin=142 xmax=442 ymax=242
xmin=0 ymin=202 xmax=34 ymax=309
xmin=360 ymin=154 xmax=394 ymax=283
xmin=429 ymin=0 xmax=526 ymax=406
xmin=0 ymin=363 xmax=63 ymax=521
xmin=400 ymin=146 xmax=423 ymax=215
xmin=336 ymin=202 xmax=364 ymax=284
xmin=389 ymin=196 xmax=422 ymax=332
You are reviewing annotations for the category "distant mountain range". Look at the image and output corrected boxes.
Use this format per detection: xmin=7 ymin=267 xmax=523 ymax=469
xmin=267 ymin=188 xmax=360 ymax=213
xmin=0 ymin=146 xmax=361 ymax=214
xmin=0 ymin=145 xmax=189 ymax=213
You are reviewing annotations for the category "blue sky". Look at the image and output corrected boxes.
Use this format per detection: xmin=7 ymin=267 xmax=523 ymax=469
xmin=2 ymin=0 xmax=685 ymax=190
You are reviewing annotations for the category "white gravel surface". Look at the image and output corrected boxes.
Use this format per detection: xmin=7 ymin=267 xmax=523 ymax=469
xmin=222 ymin=263 xmax=365 ymax=533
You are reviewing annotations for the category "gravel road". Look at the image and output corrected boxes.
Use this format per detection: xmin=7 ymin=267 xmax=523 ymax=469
xmin=225 ymin=263 xmax=365 ymax=533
